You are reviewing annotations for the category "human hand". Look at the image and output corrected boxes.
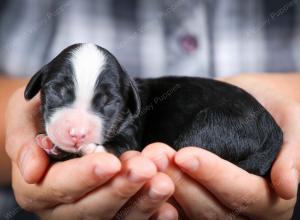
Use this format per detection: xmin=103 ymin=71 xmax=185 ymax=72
xmin=141 ymin=73 xmax=300 ymax=219
xmin=142 ymin=143 xmax=295 ymax=219
xmin=5 ymin=87 xmax=178 ymax=220
xmin=219 ymin=74 xmax=300 ymax=199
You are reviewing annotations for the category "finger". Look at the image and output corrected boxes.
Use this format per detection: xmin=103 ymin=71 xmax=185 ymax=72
xmin=119 ymin=150 xmax=141 ymax=162
xmin=271 ymin=140 xmax=299 ymax=199
xmin=150 ymin=202 xmax=179 ymax=220
xmin=13 ymin=152 xmax=121 ymax=211
xmin=142 ymin=143 xmax=231 ymax=219
xmin=48 ymin=155 xmax=157 ymax=220
xmin=5 ymin=88 xmax=48 ymax=183
xmin=271 ymin=105 xmax=300 ymax=199
xmin=118 ymin=172 xmax=175 ymax=220
xmin=18 ymin=141 xmax=49 ymax=183
xmin=174 ymin=147 xmax=294 ymax=217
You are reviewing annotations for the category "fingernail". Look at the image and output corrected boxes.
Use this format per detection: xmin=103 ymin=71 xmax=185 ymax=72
xmin=148 ymin=188 xmax=166 ymax=200
xmin=177 ymin=156 xmax=199 ymax=172
xmin=152 ymin=153 xmax=169 ymax=171
xmin=127 ymin=170 xmax=147 ymax=183
xmin=20 ymin=147 xmax=32 ymax=177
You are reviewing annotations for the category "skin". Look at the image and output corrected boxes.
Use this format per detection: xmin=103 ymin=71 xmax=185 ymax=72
xmin=5 ymin=86 xmax=178 ymax=220
xmin=0 ymin=76 xmax=28 ymax=184
xmin=2 ymin=73 xmax=300 ymax=219
xmin=141 ymin=74 xmax=300 ymax=219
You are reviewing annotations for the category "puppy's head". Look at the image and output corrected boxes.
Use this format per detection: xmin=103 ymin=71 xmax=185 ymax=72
xmin=25 ymin=43 xmax=140 ymax=154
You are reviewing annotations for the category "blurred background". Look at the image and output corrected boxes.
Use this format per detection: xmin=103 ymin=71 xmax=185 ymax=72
xmin=1 ymin=0 xmax=300 ymax=219
xmin=1 ymin=0 xmax=300 ymax=79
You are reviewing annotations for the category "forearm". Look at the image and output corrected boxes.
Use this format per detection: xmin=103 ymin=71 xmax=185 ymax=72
xmin=0 ymin=76 xmax=28 ymax=185
xmin=220 ymin=73 xmax=300 ymax=102
xmin=219 ymin=73 xmax=300 ymax=125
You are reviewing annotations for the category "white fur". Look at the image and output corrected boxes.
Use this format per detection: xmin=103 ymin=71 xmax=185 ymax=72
xmin=45 ymin=44 xmax=107 ymax=152
xmin=79 ymin=144 xmax=107 ymax=155
xmin=71 ymin=43 xmax=106 ymax=109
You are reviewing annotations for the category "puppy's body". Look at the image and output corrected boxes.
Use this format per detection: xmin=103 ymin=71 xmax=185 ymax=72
xmin=24 ymin=43 xmax=283 ymax=176
xmin=134 ymin=77 xmax=282 ymax=175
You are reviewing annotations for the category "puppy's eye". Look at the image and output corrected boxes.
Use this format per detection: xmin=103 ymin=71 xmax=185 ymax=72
xmin=92 ymin=92 xmax=116 ymax=112
xmin=49 ymin=87 xmax=66 ymax=100
xmin=93 ymin=93 xmax=112 ymax=105
xmin=44 ymin=84 xmax=74 ymax=109
xmin=59 ymin=87 xmax=68 ymax=97
xmin=101 ymin=95 xmax=109 ymax=105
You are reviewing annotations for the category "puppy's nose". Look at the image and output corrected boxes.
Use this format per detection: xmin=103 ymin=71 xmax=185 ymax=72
xmin=68 ymin=128 xmax=87 ymax=144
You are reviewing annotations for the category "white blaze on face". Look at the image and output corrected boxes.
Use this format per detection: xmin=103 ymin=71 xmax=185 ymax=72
xmin=46 ymin=43 xmax=107 ymax=153
xmin=71 ymin=43 xmax=106 ymax=104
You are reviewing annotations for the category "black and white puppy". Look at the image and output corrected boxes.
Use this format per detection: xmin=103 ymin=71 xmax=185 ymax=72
xmin=24 ymin=43 xmax=283 ymax=176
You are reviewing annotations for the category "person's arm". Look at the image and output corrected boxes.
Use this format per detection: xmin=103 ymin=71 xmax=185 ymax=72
xmin=221 ymin=73 xmax=300 ymax=98
xmin=0 ymin=76 xmax=28 ymax=185
xmin=219 ymin=73 xmax=300 ymax=113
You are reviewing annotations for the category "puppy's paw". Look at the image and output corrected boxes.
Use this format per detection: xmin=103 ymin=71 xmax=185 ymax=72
xmin=35 ymin=134 xmax=58 ymax=155
xmin=78 ymin=143 xmax=107 ymax=155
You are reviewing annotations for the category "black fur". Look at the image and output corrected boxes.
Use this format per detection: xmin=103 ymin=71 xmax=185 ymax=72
xmin=25 ymin=44 xmax=283 ymax=176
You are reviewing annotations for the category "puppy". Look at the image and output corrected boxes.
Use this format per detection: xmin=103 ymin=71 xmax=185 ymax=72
xmin=24 ymin=43 xmax=283 ymax=176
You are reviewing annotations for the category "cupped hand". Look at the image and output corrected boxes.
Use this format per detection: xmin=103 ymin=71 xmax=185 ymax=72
xmin=5 ymin=87 xmax=178 ymax=220
xmin=141 ymin=74 xmax=300 ymax=219
xmin=220 ymin=74 xmax=300 ymax=199
xmin=142 ymin=143 xmax=295 ymax=220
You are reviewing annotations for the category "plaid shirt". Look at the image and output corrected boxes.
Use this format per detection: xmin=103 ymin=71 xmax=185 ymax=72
xmin=0 ymin=0 xmax=299 ymax=78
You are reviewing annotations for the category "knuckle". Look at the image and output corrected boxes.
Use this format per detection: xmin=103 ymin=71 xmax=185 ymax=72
xmin=227 ymin=187 xmax=258 ymax=212
xmin=170 ymin=168 xmax=185 ymax=186
xmin=51 ymin=187 xmax=76 ymax=204
xmin=113 ymin=186 xmax=135 ymax=200
xmin=14 ymin=194 xmax=36 ymax=212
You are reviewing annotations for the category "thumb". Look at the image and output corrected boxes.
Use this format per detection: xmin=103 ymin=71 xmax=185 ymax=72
xmin=5 ymin=87 xmax=49 ymax=183
xmin=271 ymin=107 xmax=300 ymax=199
xmin=271 ymin=143 xmax=299 ymax=200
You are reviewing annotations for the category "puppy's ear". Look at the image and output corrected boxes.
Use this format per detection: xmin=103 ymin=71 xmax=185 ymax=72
xmin=24 ymin=65 xmax=48 ymax=100
xmin=125 ymin=73 xmax=141 ymax=118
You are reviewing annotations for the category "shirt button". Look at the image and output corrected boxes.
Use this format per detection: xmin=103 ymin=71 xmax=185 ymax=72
xmin=179 ymin=34 xmax=198 ymax=53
